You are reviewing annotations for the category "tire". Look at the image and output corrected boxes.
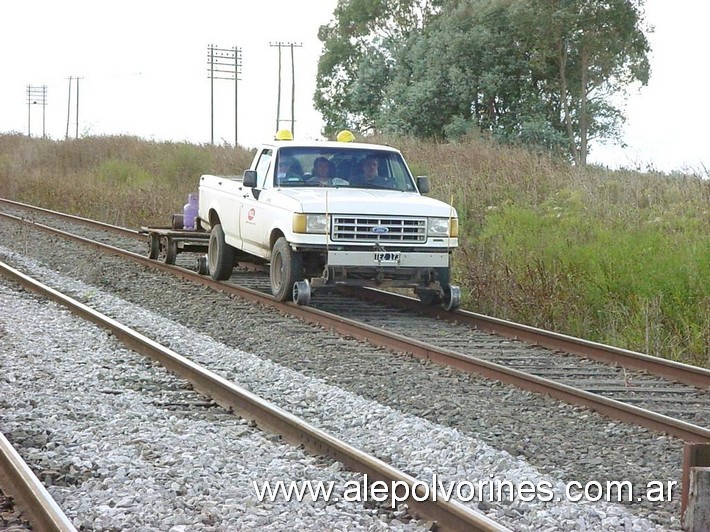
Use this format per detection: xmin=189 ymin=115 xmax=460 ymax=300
xmin=270 ymin=237 xmax=303 ymax=301
xmin=171 ymin=214 xmax=184 ymax=230
xmin=417 ymin=267 xmax=450 ymax=305
xmin=208 ymin=223 xmax=235 ymax=280
xmin=435 ymin=267 xmax=451 ymax=288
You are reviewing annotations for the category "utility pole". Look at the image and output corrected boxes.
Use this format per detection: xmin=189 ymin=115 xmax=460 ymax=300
xmin=269 ymin=42 xmax=302 ymax=135
xmin=26 ymin=85 xmax=47 ymax=138
xmin=206 ymin=44 xmax=242 ymax=146
xmin=65 ymin=77 xmax=72 ymax=139
xmin=75 ymin=76 xmax=82 ymax=138
xmin=65 ymin=76 xmax=83 ymax=139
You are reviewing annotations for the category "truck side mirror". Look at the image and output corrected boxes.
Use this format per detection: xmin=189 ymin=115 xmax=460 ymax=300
xmin=416 ymin=176 xmax=430 ymax=194
xmin=243 ymin=170 xmax=258 ymax=188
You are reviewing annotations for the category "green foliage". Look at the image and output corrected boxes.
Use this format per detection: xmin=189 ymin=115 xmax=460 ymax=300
xmin=158 ymin=144 xmax=213 ymax=184
xmin=315 ymin=0 xmax=439 ymax=135
xmin=476 ymin=191 xmax=710 ymax=364
xmin=97 ymin=159 xmax=154 ymax=186
xmin=316 ymin=0 xmax=651 ymax=163
xmin=442 ymin=116 xmax=475 ymax=140
xmin=508 ymin=0 xmax=650 ymax=163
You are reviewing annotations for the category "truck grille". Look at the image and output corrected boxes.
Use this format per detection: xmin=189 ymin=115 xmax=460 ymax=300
xmin=331 ymin=216 xmax=427 ymax=243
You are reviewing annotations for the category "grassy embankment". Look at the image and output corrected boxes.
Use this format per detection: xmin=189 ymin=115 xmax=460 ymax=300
xmin=1 ymin=133 xmax=708 ymax=367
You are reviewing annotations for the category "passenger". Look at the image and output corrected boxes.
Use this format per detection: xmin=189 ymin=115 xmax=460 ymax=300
xmin=306 ymin=157 xmax=348 ymax=186
xmin=307 ymin=157 xmax=335 ymax=185
xmin=351 ymin=155 xmax=391 ymax=188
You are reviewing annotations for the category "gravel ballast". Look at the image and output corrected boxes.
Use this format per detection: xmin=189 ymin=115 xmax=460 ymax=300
xmin=1 ymin=280 xmax=428 ymax=531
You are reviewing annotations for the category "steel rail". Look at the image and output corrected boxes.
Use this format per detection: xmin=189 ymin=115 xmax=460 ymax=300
xmin=343 ymin=287 xmax=710 ymax=390
xmin=268 ymin=306 xmax=710 ymax=443
xmin=0 ymin=432 xmax=77 ymax=532
xmin=2 ymin=211 xmax=709 ymax=443
xmin=0 ymin=197 xmax=140 ymax=238
xmin=0 ymin=261 xmax=508 ymax=532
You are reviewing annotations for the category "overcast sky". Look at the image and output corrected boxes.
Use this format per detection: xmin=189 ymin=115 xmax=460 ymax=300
xmin=1 ymin=0 xmax=707 ymax=174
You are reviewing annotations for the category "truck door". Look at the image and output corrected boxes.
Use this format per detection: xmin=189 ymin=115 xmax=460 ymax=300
xmin=240 ymin=149 xmax=273 ymax=257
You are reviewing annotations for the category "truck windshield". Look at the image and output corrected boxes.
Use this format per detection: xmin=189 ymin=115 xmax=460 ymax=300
xmin=274 ymin=147 xmax=417 ymax=192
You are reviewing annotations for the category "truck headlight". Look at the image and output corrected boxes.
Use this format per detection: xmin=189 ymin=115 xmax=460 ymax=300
xmin=428 ymin=217 xmax=458 ymax=237
xmin=293 ymin=214 xmax=328 ymax=234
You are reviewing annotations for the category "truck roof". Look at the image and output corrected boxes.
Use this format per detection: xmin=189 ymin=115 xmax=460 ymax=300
xmin=262 ymin=139 xmax=401 ymax=153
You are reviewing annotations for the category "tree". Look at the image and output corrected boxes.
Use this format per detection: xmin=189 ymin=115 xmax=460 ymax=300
xmin=314 ymin=0 xmax=442 ymax=136
xmin=379 ymin=0 xmax=556 ymax=145
xmin=315 ymin=0 xmax=651 ymax=164
xmin=510 ymin=0 xmax=651 ymax=164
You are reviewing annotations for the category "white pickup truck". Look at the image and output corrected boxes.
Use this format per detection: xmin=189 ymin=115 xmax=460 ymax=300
xmin=197 ymin=132 xmax=461 ymax=309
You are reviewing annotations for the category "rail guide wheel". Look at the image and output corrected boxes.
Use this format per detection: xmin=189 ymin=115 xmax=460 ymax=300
xmin=196 ymin=255 xmax=209 ymax=275
xmin=161 ymin=237 xmax=177 ymax=265
xmin=148 ymin=233 xmax=160 ymax=260
xmin=443 ymin=285 xmax=462 ymax=311
xmin=292 ymin=280 xmax=311 ymax=306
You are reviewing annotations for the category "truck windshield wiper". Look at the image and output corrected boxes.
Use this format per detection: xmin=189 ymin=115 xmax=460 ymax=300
xmin=351 ymin=183 xmax=399 ymax=191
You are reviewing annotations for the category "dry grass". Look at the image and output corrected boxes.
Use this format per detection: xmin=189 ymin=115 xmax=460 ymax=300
xmin=0 ymin=134 xmax=253 ymax=227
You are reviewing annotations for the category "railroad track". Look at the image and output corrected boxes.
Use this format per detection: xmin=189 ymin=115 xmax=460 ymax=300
xmin=2 ymin=198 xmax=708 ymax=444
xmin=2 ymin=197 xmax=709 ymax=529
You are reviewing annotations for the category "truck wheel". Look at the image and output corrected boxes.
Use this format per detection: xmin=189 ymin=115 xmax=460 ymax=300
xmin=418 ymin=267 xmax=450 ymax=305
xmin=436 ymin=267 xmax=451 ymax=287
xmin=270 ymin=237 xmax=303 ymax=301
xmin=208 ymin=223 xmax=235 ymax=280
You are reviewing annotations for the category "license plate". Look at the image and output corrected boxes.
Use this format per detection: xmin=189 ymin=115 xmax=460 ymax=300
xmin=374 ymin=251 xmax=400 ymax=263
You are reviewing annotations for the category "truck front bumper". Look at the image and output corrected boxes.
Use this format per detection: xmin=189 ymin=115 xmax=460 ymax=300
xmin=326 ymin=250 xmax=450 ymax=268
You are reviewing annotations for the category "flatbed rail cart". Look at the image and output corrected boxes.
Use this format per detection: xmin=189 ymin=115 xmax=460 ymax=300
xmin=140 ymin=221 xmax=209 ymax=267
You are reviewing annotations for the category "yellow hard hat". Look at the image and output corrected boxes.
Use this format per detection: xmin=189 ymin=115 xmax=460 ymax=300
xmin=275 ymin=129 xmax=293 ymax=141
xmin=336 ymin=130 xmax=355 ymax=142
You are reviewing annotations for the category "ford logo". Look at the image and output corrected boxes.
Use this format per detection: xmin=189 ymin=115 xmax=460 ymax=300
xmin=371 ymin=225 xmax=389 ymax=234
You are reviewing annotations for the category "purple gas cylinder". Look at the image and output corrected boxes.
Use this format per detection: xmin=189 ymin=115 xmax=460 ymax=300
xmin=183 ymin=193 xmax=199 ymax=230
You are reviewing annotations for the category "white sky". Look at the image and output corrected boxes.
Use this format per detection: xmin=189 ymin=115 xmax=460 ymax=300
xmin=1 ymin=0 xmax=707 ymax=173
xmin=587 ymin=0 xmax=710 ymax=173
